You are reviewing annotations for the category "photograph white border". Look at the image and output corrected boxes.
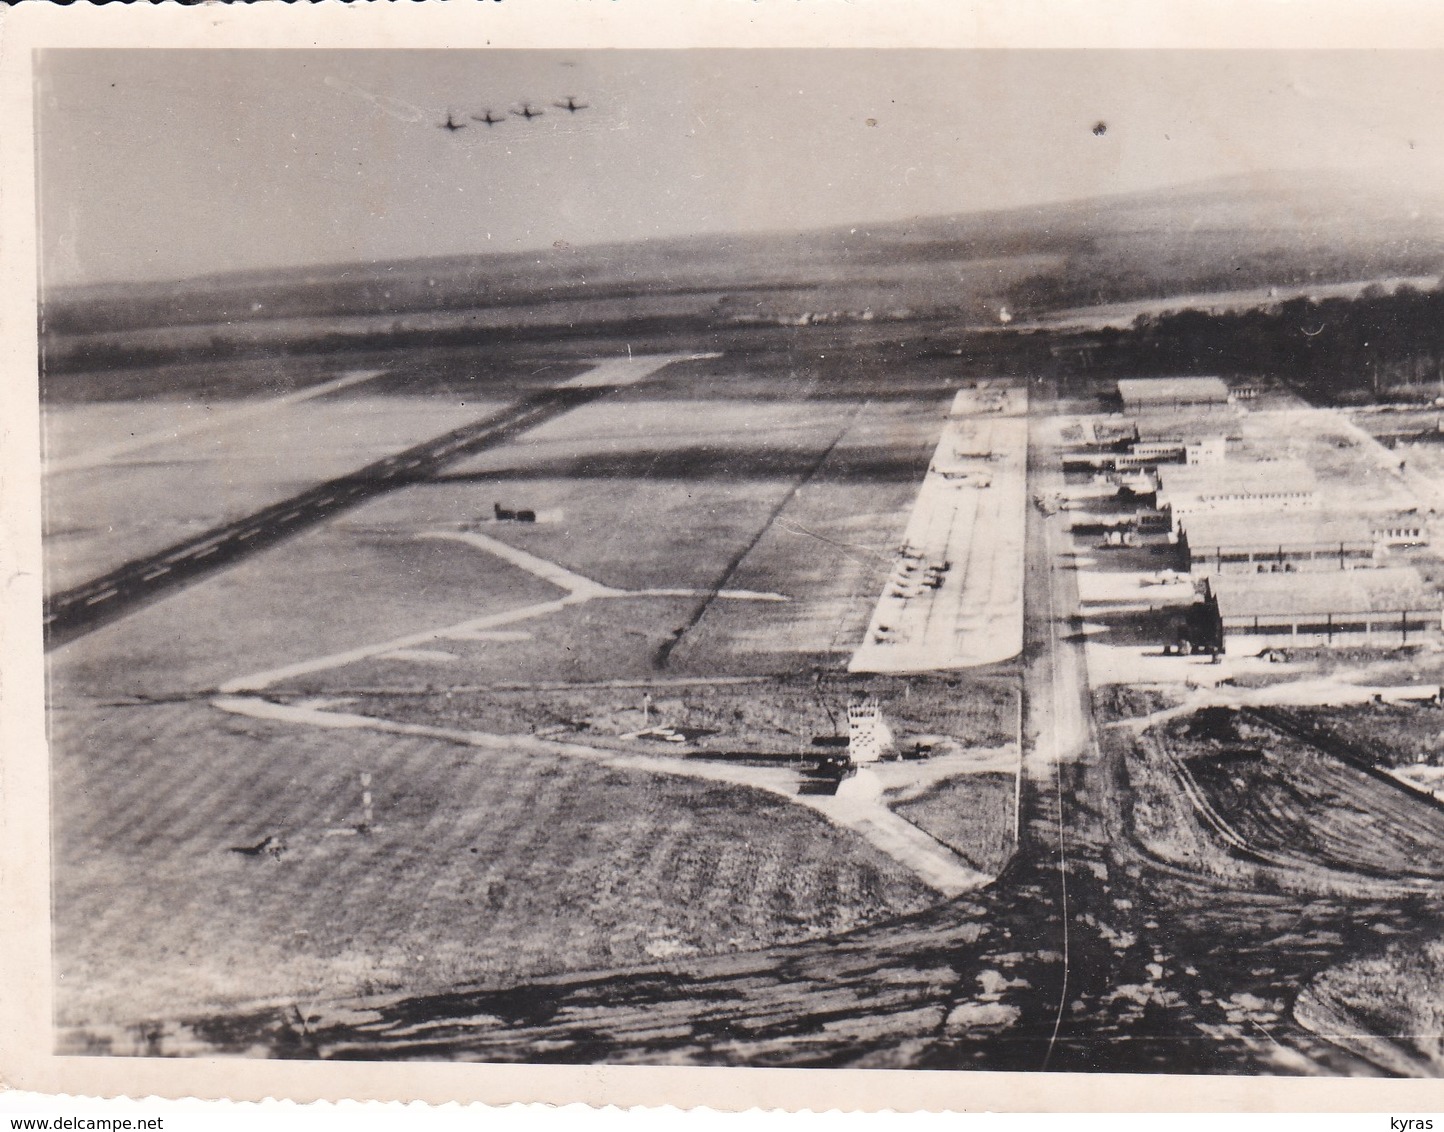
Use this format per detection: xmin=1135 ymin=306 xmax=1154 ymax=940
xmin=4 ymin=0 xmax=1444 ymax=1110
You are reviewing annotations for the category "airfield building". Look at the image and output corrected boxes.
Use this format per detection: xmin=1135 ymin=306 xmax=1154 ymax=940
xmin=1116 ymin=435 xmax=1227 ymax=472
xmin=1187 ymin=436 xmax=1228 ymax=465
xmin=1374 ymin=514 xmax=1429 ymax=546
xmin=1117 ymin=376 xmax=1232 ymax=414
xmin=1193 ymin=566 xmax=1441 ymax=653
xmin=1177 ymin=512 xmax=1379 ymax=574
xmin=1155 ymin=459 xmax=1318 ymax=527
xmin=847 ymin=699 xmax=896 ymax=764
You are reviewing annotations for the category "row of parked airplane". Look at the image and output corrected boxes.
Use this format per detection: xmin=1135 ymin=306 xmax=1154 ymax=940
xmin=440 ymin=96 xmax=589 ymax=131
xmin=872 ymin=546 xmax=952 ymax=644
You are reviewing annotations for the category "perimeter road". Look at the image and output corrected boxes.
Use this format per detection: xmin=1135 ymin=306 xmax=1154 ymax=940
xmin=1022 ymin=381 xmax=1096 ymax=1072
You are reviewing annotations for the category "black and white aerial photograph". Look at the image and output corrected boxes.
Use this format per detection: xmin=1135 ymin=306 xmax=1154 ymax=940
xmin=30 ymin=44 xmax=1444 ymax=1079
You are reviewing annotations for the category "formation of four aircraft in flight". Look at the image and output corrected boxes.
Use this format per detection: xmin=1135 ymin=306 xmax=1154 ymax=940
xmin=440 ymin=96 xmax=589 ymax=132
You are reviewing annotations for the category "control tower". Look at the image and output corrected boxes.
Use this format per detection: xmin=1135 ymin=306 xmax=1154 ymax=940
xmin=847 ymin=698 xmax=895 ymax=764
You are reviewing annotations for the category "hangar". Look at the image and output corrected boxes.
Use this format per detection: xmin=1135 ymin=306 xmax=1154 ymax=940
xmin=1177 ymin=512 xmax=1379 ymax=574
xmin=1117 ymin=376 xmax=1231 ymax=414
xmin=1193 ymin=566 xmax=1441 ymax=652
xmin=1155 ymin=459 xmax=1318 ymax=525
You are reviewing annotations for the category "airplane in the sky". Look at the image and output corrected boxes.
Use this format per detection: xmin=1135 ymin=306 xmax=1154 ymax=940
xmin=471 ymin=109 xmax=506 ymax=127
xmin=511 ymin=103 xmax=545 ymax=120
xmin=554 ymin=96 xmax=590 ymax=113
xmin=439 ymin=111 xmax=467 ymax=132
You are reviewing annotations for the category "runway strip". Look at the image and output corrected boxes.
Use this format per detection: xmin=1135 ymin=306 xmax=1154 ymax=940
xmin=47 ymin=368 xmax=389 ymax=474
xmin=45 ymin=354 xmax=702 ymax=650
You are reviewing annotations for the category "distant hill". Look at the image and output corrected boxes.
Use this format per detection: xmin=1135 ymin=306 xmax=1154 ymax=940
xmin=41 ymin=170 xmax=1444 ymax=360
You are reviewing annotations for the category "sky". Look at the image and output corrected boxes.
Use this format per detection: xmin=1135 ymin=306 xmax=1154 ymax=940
xmin=35 ymin=49 xmax=1444 ymax=288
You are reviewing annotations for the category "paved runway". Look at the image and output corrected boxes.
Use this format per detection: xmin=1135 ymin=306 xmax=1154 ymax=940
xmin=44 ymin=356 xmax=701 ymax=649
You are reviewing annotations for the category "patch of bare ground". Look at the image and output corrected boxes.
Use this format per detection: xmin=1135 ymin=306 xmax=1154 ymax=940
xmin=1093 ymin=684 xmax=1187 ymax=723
xmin=1267 ymin=700 xmax=1444 ymax=770
xmin=1137 ymin=707 xmax=1444 ymax=886
xmin=285 ymin=676 xmax=1020 ymax=759
xmin=1297 ymin=937 xmax=1444 ymax=1076
xmin=1085 ymin=702 xmax=1443 ymax=1078
xmin=1117 ymin=714 xmax=1262 ymax=883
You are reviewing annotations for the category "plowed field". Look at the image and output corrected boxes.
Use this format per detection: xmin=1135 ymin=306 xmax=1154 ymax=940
xmin=1158 ymin=709 xmax=1444 ymax=882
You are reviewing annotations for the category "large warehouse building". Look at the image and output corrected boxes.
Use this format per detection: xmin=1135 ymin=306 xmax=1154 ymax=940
xmin=1155 ymin=459 xmax=1318 ymax=526
xmin=1194 ymin=566 xmax=1441 ymax=652
xmin=1177 ymin=511 xmax=1430 ymax=573
xmin=1117 ymin=376 xmax=1232 ymax=414
xmin=1178 ymin=512 xmax=1380 ymax=574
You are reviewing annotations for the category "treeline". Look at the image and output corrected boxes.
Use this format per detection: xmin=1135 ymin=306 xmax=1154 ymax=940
xmin=41 ymin=275 xmax=827 ymax=339
xmin=1003 ymin=235 xmax=1444 ymax=317
xmin=41 ymin=312 xmax=730 ymax=376
xmin=1098 ymin=284 xmax=1444 ymax=403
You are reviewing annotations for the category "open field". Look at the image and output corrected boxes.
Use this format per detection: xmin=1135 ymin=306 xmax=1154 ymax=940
xmin=274 ymin=595 xmax=715 ymax=692
xmin=1233 ymin=405 xmax=1420 ymax=515
xmin=671 ymin=477 xmax=917 ymax=672
xmin=1350 ymin=412 xmax=1444 ymax=520
xmin=52 ymin=542 xmax=743 ymax=705
xmin=159 ymin=391 xmax=956 ymax=691
xmin=889 ymin=772 xmax=1016 ymax=876
xmin=47 ymin=511 xmax=564 ymax=700
xmin=43 ymin=358 xmax=698 ymax=639
xmin=45 ymin=328 xmax=1023 ymax=1049
xmin=639 ymin=342 xmax=986 ymax=404
xmin=52 ymin=700 xmax=937 ymax=1037
xmin=42 ymin=347 xmax=593 ymax=404
xmin=45 ymin=351 xmax=965 ymax=700
xmin=663 ymin=398 xmax=944 ymax=673
xmin=42 ymin=352 xmax=386 ymax=404
xmin=435 ymin=396 xmax=901 ymax=589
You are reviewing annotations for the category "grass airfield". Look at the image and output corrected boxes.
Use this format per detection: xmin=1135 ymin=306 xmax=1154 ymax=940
xmin=53 ymin=699 xmax=938 ymax=1039
xmin=44 ymin=336 xmax=1023 ymax=1049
